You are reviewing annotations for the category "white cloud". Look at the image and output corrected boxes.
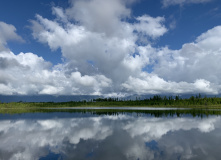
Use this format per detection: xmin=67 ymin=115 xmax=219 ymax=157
xmin=134 ymin=15 xmax=168 ymax=39
xmin=0 ymin=22 xmax=24 ymax=51
xmin=1 ymin=0 xmax=221 ymax=96
xmin=52 ymin=7 xmax=68 ymax=23
xmin=151 ymin=26 xmax=221 ymax=94
xmin=121 ymin=25 xmax=221 ymax=94
xmin=0 ymin=50 xmax=112 ymax=95
xmin=122 ymin=73 xmax=218 ymax=95
xmin=28 ymin=0 xmax=170 ymax=96
xmin=196 ymin=26 xmax=221 ymax=51
xmin=162 ymin=0 xmax=212 ymax=7
xmin=66 ymin=0 xmax=131 ymax=37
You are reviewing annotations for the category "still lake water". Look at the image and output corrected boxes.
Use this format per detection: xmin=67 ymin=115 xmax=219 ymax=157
xmin=0 ymin=108 xmax=221 ymax=160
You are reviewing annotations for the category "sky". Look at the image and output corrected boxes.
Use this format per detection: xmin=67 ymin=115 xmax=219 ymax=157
xmin=1 ymin=0 xmax=221 ymax=97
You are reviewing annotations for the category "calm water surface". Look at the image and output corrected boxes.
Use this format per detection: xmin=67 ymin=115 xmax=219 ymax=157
xmin=0 ymin=109 xmax=221 ymax=160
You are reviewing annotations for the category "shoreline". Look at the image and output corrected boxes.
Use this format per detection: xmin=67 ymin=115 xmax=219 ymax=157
xmin=1 ymin=104 xmax=221 ymax=115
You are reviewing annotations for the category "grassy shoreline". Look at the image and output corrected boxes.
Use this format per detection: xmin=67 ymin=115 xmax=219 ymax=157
xmin=2 ymin=95 xmax=221 ymax=114
xmin=0 ymin=94 xmax=221 ymax=109
xmin=1 ymin=101 xmax=221 ymax=115
xmin=1 ymin=106 xmax=221 ymax=117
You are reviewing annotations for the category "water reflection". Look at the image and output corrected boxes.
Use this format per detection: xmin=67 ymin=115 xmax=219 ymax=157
xmin=0 ymin=112 xmax=221 ymax=160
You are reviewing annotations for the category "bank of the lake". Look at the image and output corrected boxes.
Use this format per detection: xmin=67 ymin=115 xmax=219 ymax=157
xmin=1 ymin=95 xmax=221 ymax=114
xmin=1 ymin=106 xmax=221 ymax=117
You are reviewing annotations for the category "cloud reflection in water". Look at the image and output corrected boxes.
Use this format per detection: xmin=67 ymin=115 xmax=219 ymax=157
xmin=0 ymin=113 xmax=220 ymax=160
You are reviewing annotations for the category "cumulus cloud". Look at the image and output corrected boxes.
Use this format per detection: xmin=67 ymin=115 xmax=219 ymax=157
xmin=28 ymin=0 xmax=167 ymax=95
xmin=134 ymin=15 xmax=168 ymax=39
xmin=121 ymin=25 xmax=221 ymax=94
xmin=1 ymin=0 xmax=221 ymax=96
xmin=150 ymin=26 xmax=221 ymax=94
xmin=66 ymin=0 xmax=131 ymax=37
xmin=0 ymin=22 xmax=24 ymax=51
xmin=0 ymin=50 xmax=112 ymax=95
xmin=28 ymin=0 xmax=168 ymax=95
xmin=162 ymin=0 xmax=212 ymax=7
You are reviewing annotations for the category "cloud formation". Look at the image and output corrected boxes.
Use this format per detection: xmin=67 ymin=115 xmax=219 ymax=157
xmin=134 ymin=15 xmax=167 ymax=39
xmin=0 ymin=50 xmax=113 ymax=95
xmin=0 ymin=22 xmax=24 ymax=51
xmin=1 ymin=0 xmax=221 ymax=96
xmin=28 ymin=0 xmax=170 ymax=95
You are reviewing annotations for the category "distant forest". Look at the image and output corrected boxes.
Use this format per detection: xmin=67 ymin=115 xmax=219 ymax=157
xmin=89 ymin=94 xmax=221 ymax=107
xmin=1 ymin=94 xmax=221 ymax=108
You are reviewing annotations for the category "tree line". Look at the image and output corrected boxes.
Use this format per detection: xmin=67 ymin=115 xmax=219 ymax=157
xmin=1 ymin=94 xmax=221 ymax=108
xmin=91 ymin=94 xmax=221 ymax=107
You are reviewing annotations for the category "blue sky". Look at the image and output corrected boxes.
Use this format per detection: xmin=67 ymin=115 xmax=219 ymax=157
xmin=1 ymin=0 xmax=221 ymax=96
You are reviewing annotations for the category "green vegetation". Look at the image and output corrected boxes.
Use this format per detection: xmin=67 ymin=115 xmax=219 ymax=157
xmin=1 ymin=94 xmax=221 ymax=114
xmin=0 ymin=107 xmax=221 ymax=117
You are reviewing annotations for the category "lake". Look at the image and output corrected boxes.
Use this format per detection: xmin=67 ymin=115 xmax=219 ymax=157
xmin=0 ymin=108 xmax=221 ymax=160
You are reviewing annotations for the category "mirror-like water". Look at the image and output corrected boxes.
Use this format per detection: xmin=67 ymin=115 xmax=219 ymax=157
xmin=0 ymin=110 xmax=221 ymax=160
